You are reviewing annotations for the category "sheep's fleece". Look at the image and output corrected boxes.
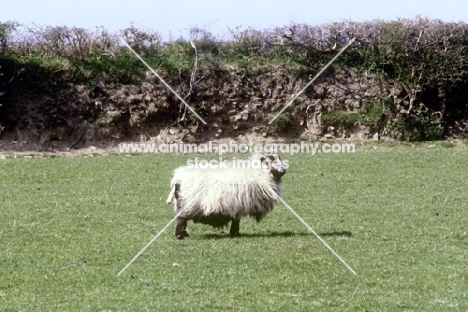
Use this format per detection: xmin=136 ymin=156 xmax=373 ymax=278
xmin=166 ymin=154 xmax=287 ymax=238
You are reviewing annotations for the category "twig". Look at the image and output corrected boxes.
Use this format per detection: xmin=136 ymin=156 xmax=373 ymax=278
xmin=305 ymin=100 xmax=320 ymax=131
xmin=270 ymin=291 xmax=299 ymax=297
xmin=67 ymin=127 xmax=87 ymax=151
xmin=179 ymin=40 xmax=203 ymax=123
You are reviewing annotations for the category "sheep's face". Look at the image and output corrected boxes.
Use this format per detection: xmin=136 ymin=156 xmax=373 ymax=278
xmin=261 ymin=154 xmax=287 ymax=180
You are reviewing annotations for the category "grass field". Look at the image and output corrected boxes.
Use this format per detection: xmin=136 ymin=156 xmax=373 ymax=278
xmin=1 ymin=141 xmax=467 ymax=311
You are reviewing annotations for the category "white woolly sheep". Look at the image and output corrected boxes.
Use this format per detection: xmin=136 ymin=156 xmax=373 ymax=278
xmin=166 ymin=154 xmax=287 ymax=239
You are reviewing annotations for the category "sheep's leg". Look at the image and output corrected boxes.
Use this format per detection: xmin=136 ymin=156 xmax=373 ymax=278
xmin=174 ymin=183 xmax=189 ymax=239
xmin=175 ymin=217 xmax=189 ymax=239
xmin=230 ymin=219 xmax=241 ymax=237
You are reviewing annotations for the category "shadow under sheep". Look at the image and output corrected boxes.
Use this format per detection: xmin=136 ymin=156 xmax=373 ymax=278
xmin=201 ymin=230 xmax=352 ymax=240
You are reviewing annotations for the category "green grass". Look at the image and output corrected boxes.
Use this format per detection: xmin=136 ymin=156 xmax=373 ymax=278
xmin=1 ymin=142 xmax=467 ymax=310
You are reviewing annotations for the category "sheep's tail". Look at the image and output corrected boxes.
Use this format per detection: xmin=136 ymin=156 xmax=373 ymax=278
xmin=166 ymin=185 xmax=175 ymax=204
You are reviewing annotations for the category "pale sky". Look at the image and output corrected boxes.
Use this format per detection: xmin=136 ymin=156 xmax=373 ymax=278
xmin=2 ymin=0 xmax=467 ymax=39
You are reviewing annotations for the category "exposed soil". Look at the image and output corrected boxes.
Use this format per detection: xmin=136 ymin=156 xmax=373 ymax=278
xmin=0 ymin=65 xmax=466 ymax=155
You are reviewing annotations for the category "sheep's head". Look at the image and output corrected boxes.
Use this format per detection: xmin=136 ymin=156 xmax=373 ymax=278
xmin=260 ymin=154 xmax=287 ymax=181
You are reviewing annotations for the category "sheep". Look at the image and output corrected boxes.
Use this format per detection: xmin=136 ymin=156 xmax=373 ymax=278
xmin=166 ymin=154 xmax=287 ymax=239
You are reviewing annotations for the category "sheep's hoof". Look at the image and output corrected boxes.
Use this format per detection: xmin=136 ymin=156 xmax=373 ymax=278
xmin=175 ymin=231 xmax=189 ymax=239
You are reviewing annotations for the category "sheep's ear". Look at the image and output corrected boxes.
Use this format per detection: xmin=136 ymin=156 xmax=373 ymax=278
xmin=260 ymin=156 xmax=266 ymax=163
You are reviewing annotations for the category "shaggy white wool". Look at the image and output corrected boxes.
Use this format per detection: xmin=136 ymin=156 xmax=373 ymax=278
xmin=167 ymin=155 xmax=284 ymax=221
